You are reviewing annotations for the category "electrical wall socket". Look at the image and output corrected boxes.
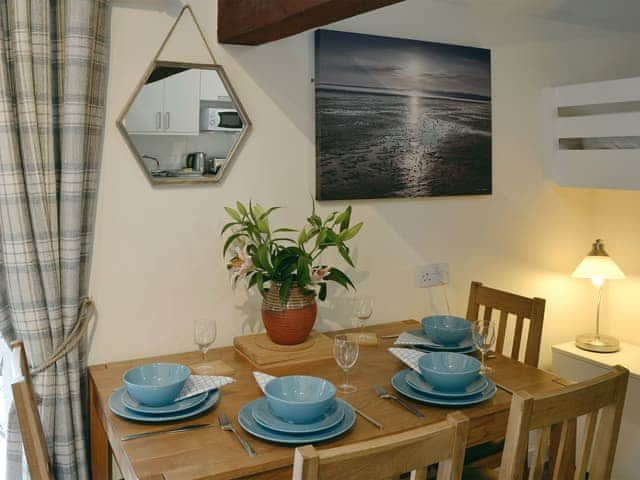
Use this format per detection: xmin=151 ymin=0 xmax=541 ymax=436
xmin=415 ymin=263 xmax=449 ymax=288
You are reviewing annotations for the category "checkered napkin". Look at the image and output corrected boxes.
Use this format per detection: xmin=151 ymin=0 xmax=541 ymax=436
xmin=253 ymin=371 xmax=276 ymax=394
xmin=394 ymin=331 xmax=435 ymax=347
xmin=174 ymin=375 xmax=235 ymax=401
xmin=388 ymin=347 xmax=427 ymax=372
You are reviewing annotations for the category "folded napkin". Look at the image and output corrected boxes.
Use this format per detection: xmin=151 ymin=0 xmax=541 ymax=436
xmin=253 ymin=371 xmax=276 ymax=394
xmin=345 ymin=332 xmax=379 ymax=346
xmin=394 ymin=331 xmax=435 ymax=347
xmin=388 ymin=347 xmax=427 ymax=373
xmin=174 ymin=375 xmax=235 ymax=401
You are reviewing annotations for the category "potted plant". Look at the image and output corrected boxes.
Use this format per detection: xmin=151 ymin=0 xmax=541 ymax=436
xmin=222 ymin=201 xmax=363 ymax=345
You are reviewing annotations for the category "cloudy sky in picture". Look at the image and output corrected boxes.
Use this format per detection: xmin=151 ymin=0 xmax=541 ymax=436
xmin=316 ymin=30 xmax=491 ymax=99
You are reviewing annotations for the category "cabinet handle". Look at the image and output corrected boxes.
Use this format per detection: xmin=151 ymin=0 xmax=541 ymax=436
xmin=155 ymin=112 xmax=161 ymax=130
xmin=164 ymin=112 xmax=170 ymax=130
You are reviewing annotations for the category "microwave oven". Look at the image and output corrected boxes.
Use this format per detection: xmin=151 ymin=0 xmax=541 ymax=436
xmin=200 ymin=107 xmax=243 ymax=131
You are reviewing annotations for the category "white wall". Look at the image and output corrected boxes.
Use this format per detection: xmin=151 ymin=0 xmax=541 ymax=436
xmin=555 ymin=33 xmax=640 ymax=348
xmin=592 ymin=190 xmax=640 ymax=345
xmin=89 ymin=0 xmax=640 ymax=367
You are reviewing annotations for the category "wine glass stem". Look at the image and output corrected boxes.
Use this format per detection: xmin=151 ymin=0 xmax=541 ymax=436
xmin=343 ymin=368 xmax=349 ymax=387
xmin=481 ymin=351 xmax=486 ymax=370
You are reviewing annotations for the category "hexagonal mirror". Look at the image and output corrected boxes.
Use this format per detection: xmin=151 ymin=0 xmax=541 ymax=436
xmin=118 ymin=61 xmax=250 ymax=185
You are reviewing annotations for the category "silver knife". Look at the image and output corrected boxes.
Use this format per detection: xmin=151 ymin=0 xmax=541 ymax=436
xmin=353 ymin=407 xmax=384 ymax=429
xmin=121 ymin=423 xmax=214 ymax=441
xmin=375 ymin=385 xmax=425 ymax=418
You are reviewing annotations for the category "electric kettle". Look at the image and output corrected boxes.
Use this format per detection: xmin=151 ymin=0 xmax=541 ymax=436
xmin=185 ymin=152 xmax=206 ymax=172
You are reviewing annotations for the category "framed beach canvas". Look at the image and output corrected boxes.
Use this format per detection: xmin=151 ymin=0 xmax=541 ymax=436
xmin=315 ymin=30 xmax=492 ymax=200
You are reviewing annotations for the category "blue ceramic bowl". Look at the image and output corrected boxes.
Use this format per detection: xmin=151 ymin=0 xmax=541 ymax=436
xmin=418 ymin=352 xmax=481 ymax=392
xmin=422 ymin=315 xmax=472 ymax=346
xmin=123 ymin=363 xmax=190 ymax=407
xmin=264 ymin=375 xmax=336 ymax=423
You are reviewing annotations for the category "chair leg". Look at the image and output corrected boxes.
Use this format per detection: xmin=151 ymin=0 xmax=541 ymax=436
xmin=412 ymin=467 xmax=428 ymax=480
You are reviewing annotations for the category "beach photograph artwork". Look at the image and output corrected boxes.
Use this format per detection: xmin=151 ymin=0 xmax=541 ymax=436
xmin=315 ymin=30 xmax=492 ymax=200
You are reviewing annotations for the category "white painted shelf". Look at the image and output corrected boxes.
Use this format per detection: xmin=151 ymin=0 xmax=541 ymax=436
xmin=542 ymin=76 xmax=640 ymax=190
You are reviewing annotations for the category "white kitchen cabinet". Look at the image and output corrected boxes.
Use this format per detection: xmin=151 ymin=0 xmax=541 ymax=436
xmin=124 ymin=69 xmax=200 ymax=135
xmin=124 ymin=79 xmax=163 ymax=133
xmin=200 ymin=70 xmax=232 ymax=102
xmin=552 ymin=341 xmax=640 ymax=479
xmin=162 ymin=69 xmax=200 ymax=134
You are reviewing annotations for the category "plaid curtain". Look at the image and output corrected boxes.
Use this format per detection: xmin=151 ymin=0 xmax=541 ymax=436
xmin=0 ymin=0 xmax=109 ymax=478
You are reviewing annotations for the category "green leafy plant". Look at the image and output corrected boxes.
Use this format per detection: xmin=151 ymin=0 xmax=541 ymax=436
xmin=223 ymin=201 xmax=363 ymax=304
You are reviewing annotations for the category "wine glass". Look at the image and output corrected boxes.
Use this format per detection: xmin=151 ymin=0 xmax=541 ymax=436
xmin=472 ymin=320 xmax=496 ymax=374
xmin=333 ymin=334 xmax=359 ymax=394
xmin=353 ymin=297 xmax=373 ymax=341
xmin=193 ymin=319 xmax=217 ymax=374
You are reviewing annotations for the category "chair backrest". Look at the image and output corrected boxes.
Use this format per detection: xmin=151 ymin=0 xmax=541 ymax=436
xmin=466 ymin=281 xmax=546 ymax=367
xmin=499 ymin=365 xmax=629 ymax=480
xmin=10 ymin=341 xmax=54 ymax=480
xmin=292 ymin=412 xmax=469 ymax=480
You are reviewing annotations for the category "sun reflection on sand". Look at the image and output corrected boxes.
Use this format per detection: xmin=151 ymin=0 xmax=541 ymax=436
xmin=408 ymin=92 xmax=421 ymax=125
xmin=316 ymin=89 xmax=492 ymax=199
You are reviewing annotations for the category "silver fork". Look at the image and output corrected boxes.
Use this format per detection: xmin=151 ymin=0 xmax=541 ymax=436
xmin=375 ymin=385 xmax=424 ymax=418
xmin=218 ymin=413 xmax=257 ymax=457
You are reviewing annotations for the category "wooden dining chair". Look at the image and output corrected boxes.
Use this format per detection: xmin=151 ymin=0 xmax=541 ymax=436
xmin=10 ymin=340 xmax=54 ymax=480
xmin=464 ymin=365 xmax=629 ymax=480
xmin=466 ymin=281 xmax=546 ymax=367
xmin=293 ymin=412 xmax=469 ymax=480
xmin=464 ymin=282 xmax=546 ymax=469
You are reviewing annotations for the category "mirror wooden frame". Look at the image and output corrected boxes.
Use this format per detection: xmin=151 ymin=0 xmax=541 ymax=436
xmin=116 ymin=5 xmax=251 ymax=186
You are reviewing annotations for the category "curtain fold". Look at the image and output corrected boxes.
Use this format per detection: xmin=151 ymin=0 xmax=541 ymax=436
xmin=0 ymin=0 xmax=109 ymax=478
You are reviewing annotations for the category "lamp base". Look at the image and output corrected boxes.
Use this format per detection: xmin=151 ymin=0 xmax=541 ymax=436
xmin=575 ymin=333 xmax=620 ymax=353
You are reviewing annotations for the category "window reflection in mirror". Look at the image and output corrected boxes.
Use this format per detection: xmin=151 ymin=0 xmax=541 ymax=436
xmin=122 ymin=62 xmax=247 ymax=183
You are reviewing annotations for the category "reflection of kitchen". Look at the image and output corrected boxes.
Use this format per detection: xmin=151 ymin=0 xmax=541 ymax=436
xmin=131 ymin=131 xmax=239 ymax=177
xmin=123 ymin=65 xmax=244 ymax=180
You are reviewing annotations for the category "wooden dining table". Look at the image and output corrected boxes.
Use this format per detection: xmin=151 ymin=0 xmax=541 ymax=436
xmin=89 ymin=320 xmax=573 ymax=480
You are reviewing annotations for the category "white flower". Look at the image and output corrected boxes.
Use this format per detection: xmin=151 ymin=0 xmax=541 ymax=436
xmin=311 ymin=265 xmax=331 ymax=283
xmin=228 ymin=245 xmax=254 ymax=288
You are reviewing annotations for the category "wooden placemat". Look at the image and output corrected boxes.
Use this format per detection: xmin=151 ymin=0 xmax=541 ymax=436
xmin=254 ymin=333 xmax=316 ymax=352
xmin=233 ymin=330 xmax=333 ymax=368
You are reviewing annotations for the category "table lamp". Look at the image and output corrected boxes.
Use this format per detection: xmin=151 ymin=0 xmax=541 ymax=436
xmin=572 ymin=239 xmax=625 ymax=353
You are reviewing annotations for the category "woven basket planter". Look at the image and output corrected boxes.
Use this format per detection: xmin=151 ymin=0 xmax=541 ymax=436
xmin=261 ymin=282 xmax=317 ymax=345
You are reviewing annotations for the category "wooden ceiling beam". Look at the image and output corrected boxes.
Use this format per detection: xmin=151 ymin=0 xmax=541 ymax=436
xmin=218 ymin=0 xmax=405 ymax=45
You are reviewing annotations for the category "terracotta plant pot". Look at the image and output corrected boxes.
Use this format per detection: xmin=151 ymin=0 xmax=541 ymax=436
xmin=261 ymin=282 xmax=317 ymax=345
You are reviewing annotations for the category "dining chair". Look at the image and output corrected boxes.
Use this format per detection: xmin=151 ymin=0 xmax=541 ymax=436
xmin=10 ymin=340 xmax=54 ymax=480
xmin=464 ymin=365 xmax=629 ymax=480
xmin=465 ymin=281 xmax=546 ymax=470
xmin=466 ymin=281 xmax=546 ymax=367
xmin=293 ymin=412 xmax=469 ymax=480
